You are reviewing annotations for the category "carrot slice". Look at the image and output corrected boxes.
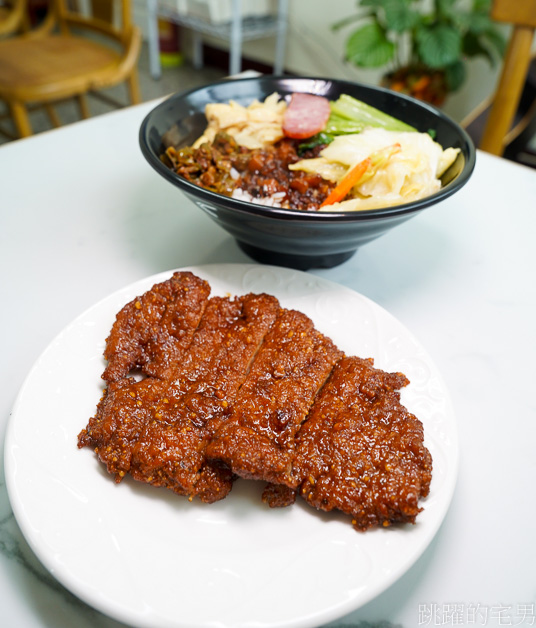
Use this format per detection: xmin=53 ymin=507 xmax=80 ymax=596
xmin=320 ymin=157 xmax=371 ymax=207
xmin=320 ymin=143 xmax=402 ymax=208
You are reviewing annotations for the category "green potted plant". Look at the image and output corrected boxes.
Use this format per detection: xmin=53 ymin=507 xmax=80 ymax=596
xmin=334 ymin=0 xmax=507 ymax=105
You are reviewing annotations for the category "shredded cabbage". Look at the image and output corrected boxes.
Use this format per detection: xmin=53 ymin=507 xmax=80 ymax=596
xmin=289 ymin=128 xmax=459 ymax=211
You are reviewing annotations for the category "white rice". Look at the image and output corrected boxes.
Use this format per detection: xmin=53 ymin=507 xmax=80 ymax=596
xmin=232 ymin=188 xmax=286 ymax=208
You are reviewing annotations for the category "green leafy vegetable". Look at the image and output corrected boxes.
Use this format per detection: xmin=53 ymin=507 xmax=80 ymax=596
xmin=298 ymin=132 xmax=335 ymax=155
xmin=299 ymin=94 xmax=419 ymax=153
xmin=328 ymin=94 xmax=417 ymax=134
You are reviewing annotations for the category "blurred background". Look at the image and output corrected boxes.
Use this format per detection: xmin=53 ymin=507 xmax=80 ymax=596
xmin=1 ymin=0 xmax=535 ymax=166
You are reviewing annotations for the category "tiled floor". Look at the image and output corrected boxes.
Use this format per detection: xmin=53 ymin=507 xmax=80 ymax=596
xmin=0 ymin=42 xmax=228 ymax=146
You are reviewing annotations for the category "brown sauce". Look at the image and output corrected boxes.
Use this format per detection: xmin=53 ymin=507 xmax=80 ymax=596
xmin=163 ymin=133 xmax=335 ymax=211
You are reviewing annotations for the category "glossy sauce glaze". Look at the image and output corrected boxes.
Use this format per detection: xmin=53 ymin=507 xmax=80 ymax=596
xmin=79 ymin=271 xmax=433 ymax=530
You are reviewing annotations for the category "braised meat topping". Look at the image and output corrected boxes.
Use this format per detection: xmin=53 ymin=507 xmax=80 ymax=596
xmin=164 ymin=133 xmax=334 ymax=211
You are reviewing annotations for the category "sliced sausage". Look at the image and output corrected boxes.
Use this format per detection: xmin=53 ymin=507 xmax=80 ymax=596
xmin=282 ymin=93 xmax=331 ymax=139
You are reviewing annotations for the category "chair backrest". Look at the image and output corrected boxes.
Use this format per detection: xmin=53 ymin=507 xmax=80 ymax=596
xmin=479 ymin=0 xmax=536 ymax=155
xmin=54 ymin=0 xmax=135 ymax=45
xmin=3 ymin=0 xmax=136 ymax=46
xmin=0 ymin=0 xmax=29 ymax=36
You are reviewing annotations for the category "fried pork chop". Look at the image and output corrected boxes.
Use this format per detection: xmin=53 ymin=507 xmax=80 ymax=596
xmin=128 ymin=292 xmax=279 ymax=502
xmin=287 ymin=356 xmax=432 ymax=530
xmin=206 ymin=309 xmax=342 ymax=486
xmin=79 ymin=272 xmax=433 ymax=530
xmin=102 ymin=271 xmax=211 ymax=382
xmin=78 ymin=273 xmax=280 ymax=502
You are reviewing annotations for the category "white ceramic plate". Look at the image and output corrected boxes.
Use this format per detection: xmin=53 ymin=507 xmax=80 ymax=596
xmin=5 ymin=264 xmax=458 ymax=628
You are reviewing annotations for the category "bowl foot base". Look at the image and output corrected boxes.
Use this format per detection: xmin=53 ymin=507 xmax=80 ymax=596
xmin=237 ymin=241 xmax=357 ymax=270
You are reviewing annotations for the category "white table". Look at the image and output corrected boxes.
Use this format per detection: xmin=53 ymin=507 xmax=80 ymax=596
xmin=1 ymin=99 xmax=535 ymax=628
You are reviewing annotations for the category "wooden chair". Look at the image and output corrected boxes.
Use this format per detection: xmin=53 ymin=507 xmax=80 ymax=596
xmin=0 ymin=0 xmax=29 ymax=37
xmin=477 ymin=0 xmax=536 ymax=156
xmin=0 ymin=0 xmax=142 ymax=139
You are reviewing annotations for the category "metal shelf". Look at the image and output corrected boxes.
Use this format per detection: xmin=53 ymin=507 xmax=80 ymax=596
xmin=147 ymin=0 xmax=289 ymax=79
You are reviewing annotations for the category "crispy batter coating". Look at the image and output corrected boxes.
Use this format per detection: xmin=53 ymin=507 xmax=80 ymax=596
xmin=206 ymin=309 xmax=342 ymax=486
xmin=262 ymin=483 xmax=297 ymax=508
xmin=291 ymin=356 xmax=433 ymax=530
xmin=79 ymin=272 xmax=433 ymax=529
xmin=102 ymin=271 xmax=210 ymax=382
xmin=78 ymin=276 xmax=280 ymax=503
xmin=127 ymin=293 xmax=279 ymax=501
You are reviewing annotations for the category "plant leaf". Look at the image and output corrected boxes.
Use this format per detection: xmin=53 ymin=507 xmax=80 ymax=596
xmin=345 ymin=23 xmax=395 ymax=68
xmin=462 ymin=31 xmax=494 ymax=64
xmin=481 ymin=25 xmax=508 ymax=57
xmin=444 ymin=60 xmax=466 ymax=92
xmin=472 ymin=0 xmax=492 ymax=12
xmin=436 ymin=0 xmax=457 ymax=17
xmin=465 ymin=11 xmax=494 ymax=34
xmin=416 ymin=23 xmax=462 ymax=68
xmin=332 ymin=12 xmax=369 ymax=32
xmin=360 ymin=0 xmax=385 ymax=8
xmin=383 ymin=0 xmax=420 ymax=33
xmin=449 ymin=11 xmax=471 ymax=31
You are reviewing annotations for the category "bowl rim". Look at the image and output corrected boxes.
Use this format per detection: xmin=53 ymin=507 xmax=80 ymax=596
xmin=139 ymin=75 xmax=476 ymax=223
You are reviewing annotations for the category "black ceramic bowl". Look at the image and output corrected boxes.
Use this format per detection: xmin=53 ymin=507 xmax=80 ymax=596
xmin=139 ymin=76 xmax=476 ymax=269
